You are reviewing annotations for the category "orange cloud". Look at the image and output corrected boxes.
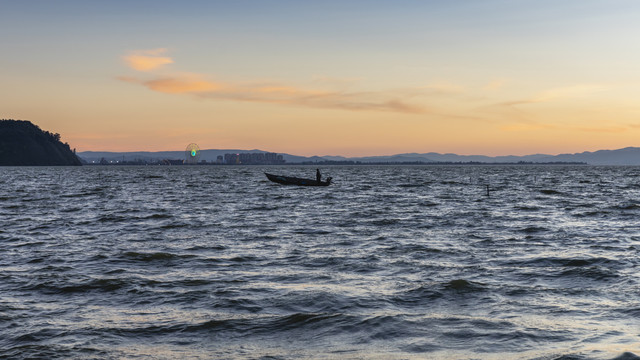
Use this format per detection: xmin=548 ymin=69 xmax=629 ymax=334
xmin=121 ymin=73 xmax=426 ymax=114
xmin=145 ymin=76 xmax=222 ymax=93
xmin=118 ymin=49 xmax=431 ymax=114
xmin=123 ymin=48 xmax=174 ymax=72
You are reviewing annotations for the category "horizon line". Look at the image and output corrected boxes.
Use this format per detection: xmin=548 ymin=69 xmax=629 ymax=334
xmin=76 ymin=146 xmax=640 ymax=159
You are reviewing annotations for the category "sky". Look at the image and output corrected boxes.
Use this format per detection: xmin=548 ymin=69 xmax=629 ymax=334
xmin=2 ymin=0 xmax=640 ymax=156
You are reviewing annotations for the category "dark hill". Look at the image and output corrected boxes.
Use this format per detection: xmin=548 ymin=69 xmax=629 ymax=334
xmin=0 ymin=119 xmax=81 ymax=166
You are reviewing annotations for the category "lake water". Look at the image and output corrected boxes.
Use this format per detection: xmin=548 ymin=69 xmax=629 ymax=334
xmin=1 ymin=165 xmax=639 ymax=359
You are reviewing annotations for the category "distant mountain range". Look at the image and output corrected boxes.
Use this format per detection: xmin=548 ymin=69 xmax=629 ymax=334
xmin=333 ymin=147 xmax=640 ymax=165
xmin=77 ymin=147 xmax=640 ymax=165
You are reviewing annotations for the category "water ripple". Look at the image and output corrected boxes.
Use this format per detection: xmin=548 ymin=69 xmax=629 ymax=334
xmin=0 ymin=165 xmax=639 ymax=359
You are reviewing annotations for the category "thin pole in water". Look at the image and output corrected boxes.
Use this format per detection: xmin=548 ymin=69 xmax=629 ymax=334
xmin=486 ymin=184 xmax=490 ymax=197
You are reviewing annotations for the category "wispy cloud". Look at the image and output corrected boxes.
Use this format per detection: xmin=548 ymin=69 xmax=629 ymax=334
xmin=497 ymin=84 xmax=610 ymax=107
xmin=119 ymin=49 xmax=426 ymax=114
xmin=122 ymin=48 xmax=174 ymax=72
xmin=501 ymin=122 xmax=627 ymax=133
xmin=420 ymin=82 xmax=466 ymax=95
xmin=122 ymin=74 xmax=425 ymax=113
xmin=311 ymin=75 xmax=363 ymax=86
xmin=144 ymin=74 xmax=223 ymax=94
xmin=532 ymin=84 xmax=609 ymax=102
xmin=483 ymin=79 xmax=509 ymax=91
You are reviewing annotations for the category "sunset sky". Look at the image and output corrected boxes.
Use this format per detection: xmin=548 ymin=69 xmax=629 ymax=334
xmin=2 ymin=0 xmax=640 ymax=156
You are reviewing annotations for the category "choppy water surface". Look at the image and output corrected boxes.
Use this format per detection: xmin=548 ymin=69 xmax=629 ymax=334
xmin=1 ymin=165 xmax=639 ymax=359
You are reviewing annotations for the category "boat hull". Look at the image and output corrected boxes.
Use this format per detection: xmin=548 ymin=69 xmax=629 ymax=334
xmin=265 ymin=173 xmax=331 ymax=186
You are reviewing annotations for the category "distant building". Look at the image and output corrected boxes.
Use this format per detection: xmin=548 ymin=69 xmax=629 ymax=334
xmin=224 ymin=153 xmax=240 ymax=164
xmin=223 ymin=152 xmax=285 ymax=165
xmin=239 ymin=153 xmax=250 ymax=164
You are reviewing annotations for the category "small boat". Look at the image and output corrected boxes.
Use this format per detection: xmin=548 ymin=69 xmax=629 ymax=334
xmin=265 ymin=173 xmax=332 ymax=186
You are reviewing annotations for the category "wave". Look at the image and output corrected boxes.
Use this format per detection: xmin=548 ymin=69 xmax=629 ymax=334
xmin=159 ymin=222 xmax=190 ymax=229
xmin=519 ymin=226 xmax=549 ymax=233
xmin=612 ymin=352 xmax=640 ymax=360
xmin=398 ymin=183 xmax=427 ymax=188
xmin=559 ymin=266 xmax=620 ymax=281
xmin=382 ymin=244 xmax=443 ymax=255
xmin=140 ymin=213 xmax=172 ymax=219
xmin=515 ymin=205 xmax=541 ymax=211
xmin=540 ymin=189 xmax=563 ymax=195
xmin=507 ymin=256 xmax=619 ymax=268
xmin=612 ymin=203 xmax=640 ymax=210
xmin=392 ymin=279 xmax=488 ymax=306
xmin=442 ymin=279 xmax=487 ymax=292
xmin=1 ymin=345 xmax=109 ymax=360
xmin=22 ymin=277 xmax=134 ymax=294
xmin=120 ymin=251 xmax=196 ymax=262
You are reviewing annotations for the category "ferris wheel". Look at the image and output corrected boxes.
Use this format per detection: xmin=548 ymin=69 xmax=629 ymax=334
xmin=184 ymin=143 xmax=201 ymax=164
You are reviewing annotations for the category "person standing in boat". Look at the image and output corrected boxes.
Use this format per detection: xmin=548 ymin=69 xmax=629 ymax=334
xmin=316 ymin=168 xmax=321 ymax=183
